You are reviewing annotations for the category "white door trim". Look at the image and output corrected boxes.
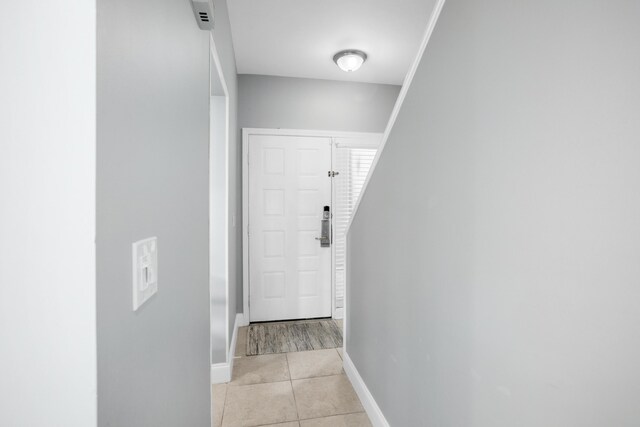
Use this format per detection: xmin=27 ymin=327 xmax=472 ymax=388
xmin=208 ymin=33 xmax=231 ymax=365
xmin=242 ymin=128 xmax=382 ymax=322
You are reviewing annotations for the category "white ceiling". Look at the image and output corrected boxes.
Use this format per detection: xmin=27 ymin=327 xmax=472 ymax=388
xmin=227 ymin=0 xmax=437 ymax=86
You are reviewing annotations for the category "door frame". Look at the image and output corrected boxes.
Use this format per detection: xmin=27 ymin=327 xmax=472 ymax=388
xmin=209 ymin=33 xmax=231 ymax=386
xmin=242 ymin=128 xmax=382 ymax=323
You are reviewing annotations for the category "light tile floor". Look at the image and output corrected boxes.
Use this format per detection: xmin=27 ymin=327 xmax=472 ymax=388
xmin=213 ymin=320 xmax=371 ymax=427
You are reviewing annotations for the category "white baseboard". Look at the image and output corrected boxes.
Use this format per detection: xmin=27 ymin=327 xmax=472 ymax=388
xmin=343 ymin=352 xmax=390 ymax=427
xmin=210 ymin=362 xmax=231 ymax=384
xmin=211 ymin=312 xmax=246 ymax=384
xmin=334 ymin=308 xmax=344 ymax=319
xmin=237 ymin=312 xmax=249 ymax=327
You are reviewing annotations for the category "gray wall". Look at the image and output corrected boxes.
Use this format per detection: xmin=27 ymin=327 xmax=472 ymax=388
xmin=237 ymin=74 xmax=399 ymax=313
xmin=348 ymin=0 xmax=640 ymax=426
xmin=238 ymin=74 xmax=399 ymax=133
xmin=1 ymin=0 xmax=97 ymax=425
xmin=97 ymin=0 xmax=238 ymax=425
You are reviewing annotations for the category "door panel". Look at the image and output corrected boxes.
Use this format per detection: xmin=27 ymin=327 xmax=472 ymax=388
xmin=248 ymin=135 xmax=332 ymax=322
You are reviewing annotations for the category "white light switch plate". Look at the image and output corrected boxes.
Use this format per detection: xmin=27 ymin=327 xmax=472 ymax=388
xmin=132 ymin=237 xmax=158 ymax=311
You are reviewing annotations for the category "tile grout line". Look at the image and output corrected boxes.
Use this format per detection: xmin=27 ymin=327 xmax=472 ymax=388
xmin=227 ymin=371 xmax=348 ymax=388
xmin=220 ymin=384 xmax=228 ymax=427
xmin=217 ymin=383 xmax=229 ymax=427
xmin=290 ymin=371 xmax=346 ymax=382
xmin=290 ymin=351 xmax=368 ymax=424
xmin=245 ymin=348 xmax=342 ymax=357
xmin=298 ymin=409 xmax=368 ymax=422
xmin=220 ymin=380 xmax=297 ymax=427
xmin=223 ymin=322 xmax=353 ymax=426
xmin=286 ymin=352 xmax=302 ymax=422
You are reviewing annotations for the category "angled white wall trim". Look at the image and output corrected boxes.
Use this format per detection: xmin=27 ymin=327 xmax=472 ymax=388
xmin=343 ymin=352 xmax=390 ymax=427
xmin=345 ymin=0 xmax=447 ymax=234
xmin=211 ymin=313 xmax=245 ymax=384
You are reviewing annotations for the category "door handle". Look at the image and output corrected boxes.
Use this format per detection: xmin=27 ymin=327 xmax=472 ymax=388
xmin=317 ymin=206 xmax=331 ymax=247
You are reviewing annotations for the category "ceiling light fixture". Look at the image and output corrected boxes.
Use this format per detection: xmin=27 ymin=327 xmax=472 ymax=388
xmin=333 ymin=50 xmax=367 ymax=72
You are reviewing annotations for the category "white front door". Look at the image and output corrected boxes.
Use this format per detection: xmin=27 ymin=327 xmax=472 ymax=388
xmin=248 ymin=134 xmax=332 ymax=322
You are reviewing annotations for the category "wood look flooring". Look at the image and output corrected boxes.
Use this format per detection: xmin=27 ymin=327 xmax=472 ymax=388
xmin=246 ymin=319 xmax=343 ymax=356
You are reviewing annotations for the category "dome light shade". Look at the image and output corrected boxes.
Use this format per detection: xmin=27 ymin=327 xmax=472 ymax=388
xmin=333 ymin=50 xmax=367 ymax=72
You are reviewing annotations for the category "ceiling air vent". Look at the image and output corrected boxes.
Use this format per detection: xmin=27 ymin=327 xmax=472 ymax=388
xmin=191 ymin=0 xmax=214 ymax=31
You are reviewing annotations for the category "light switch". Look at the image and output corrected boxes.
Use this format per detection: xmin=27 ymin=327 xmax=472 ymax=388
xmin=132 ymin=237 xmax=158 ymax=311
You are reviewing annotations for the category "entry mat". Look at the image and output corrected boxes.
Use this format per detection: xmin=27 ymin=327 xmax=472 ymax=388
xmin=246 ymin=319 xmax=343 ymax=356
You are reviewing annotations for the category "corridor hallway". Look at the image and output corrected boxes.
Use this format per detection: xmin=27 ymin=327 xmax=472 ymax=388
xmin=213 ymin=320 xmax=371 ymax=426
